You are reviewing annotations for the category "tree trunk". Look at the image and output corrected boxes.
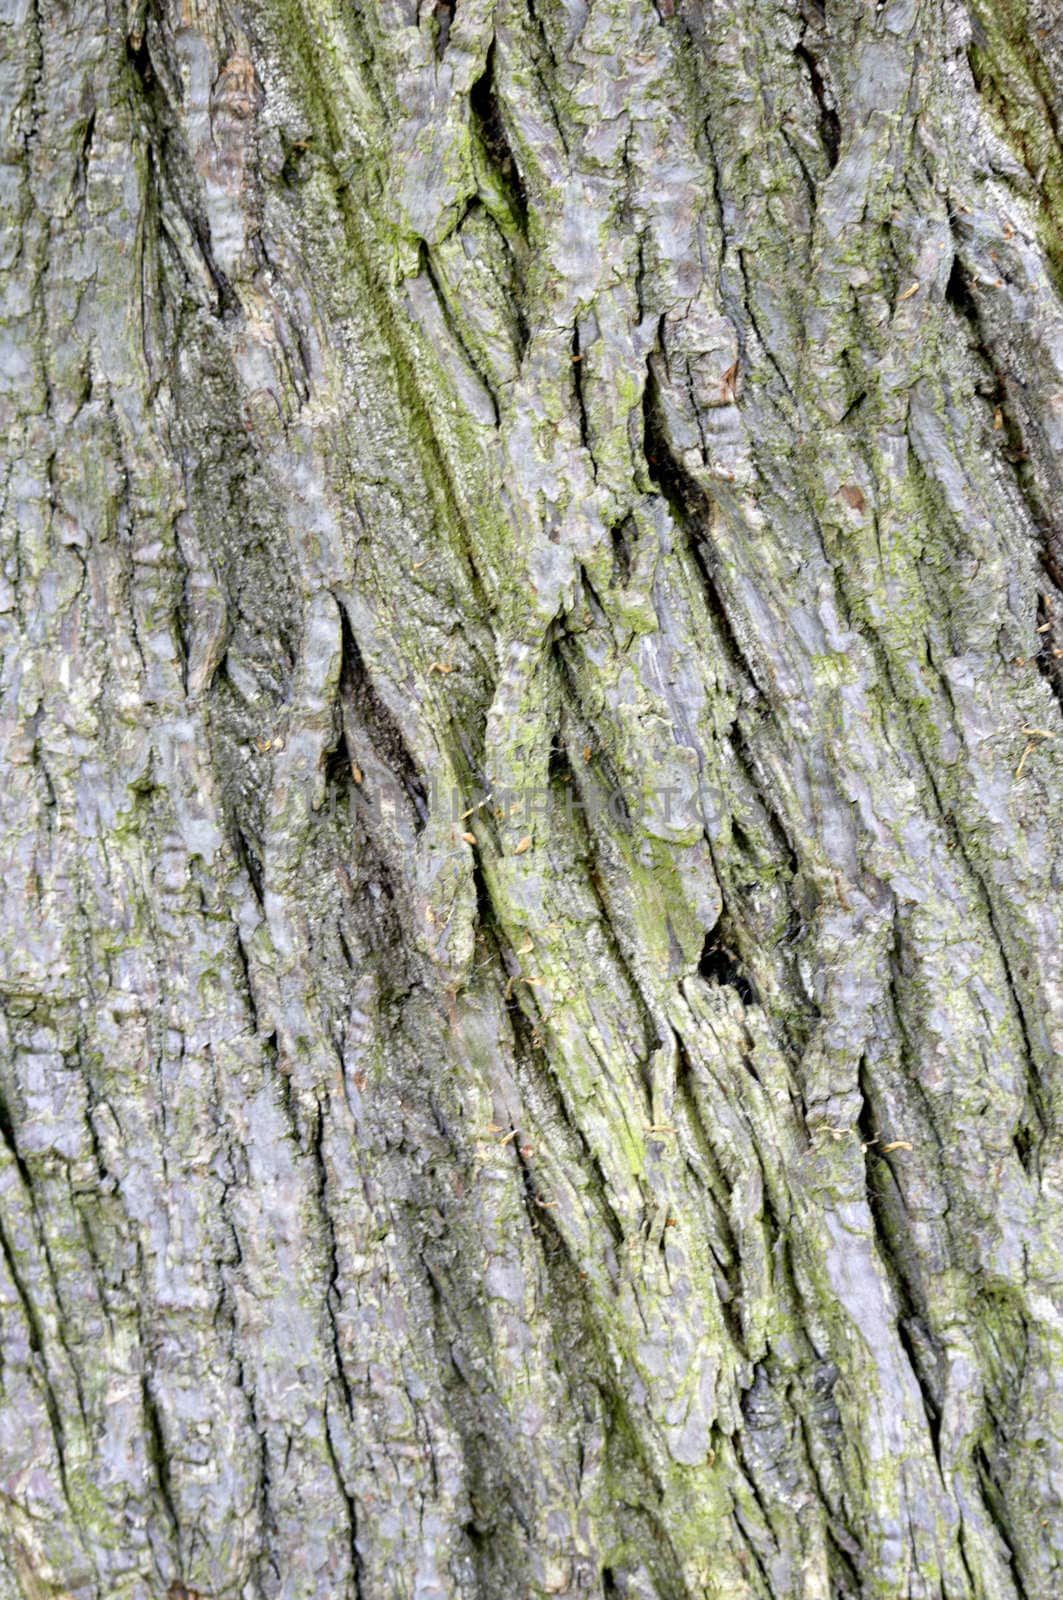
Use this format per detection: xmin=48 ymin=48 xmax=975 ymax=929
xmin=2 ymin=0 xmax=1062 ymax=1594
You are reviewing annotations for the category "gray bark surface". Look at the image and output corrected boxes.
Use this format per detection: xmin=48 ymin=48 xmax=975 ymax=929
xmin=1 ymin=0 xmax=1062 ymax=1595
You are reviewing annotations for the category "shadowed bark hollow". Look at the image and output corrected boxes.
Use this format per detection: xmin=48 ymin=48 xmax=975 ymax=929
xmin=2 ymin=0 xmax=1063 ymax=1596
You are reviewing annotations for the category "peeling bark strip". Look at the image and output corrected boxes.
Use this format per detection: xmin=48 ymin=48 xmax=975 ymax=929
xmin=1 ymin=0 xmax=1062 ymax=1595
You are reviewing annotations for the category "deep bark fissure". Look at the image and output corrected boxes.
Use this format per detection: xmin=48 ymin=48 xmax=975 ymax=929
xmin=793 ymin=37 xmax=840 ymax=172
xmin=944 ymin=244 xmax=1063 ymax=717
xmin=470 ymin=44 xmax=528 ymax=235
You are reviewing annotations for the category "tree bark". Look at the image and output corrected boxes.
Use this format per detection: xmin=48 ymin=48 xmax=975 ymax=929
xmin=1 ymin=0 xmax=1062 ymax=1595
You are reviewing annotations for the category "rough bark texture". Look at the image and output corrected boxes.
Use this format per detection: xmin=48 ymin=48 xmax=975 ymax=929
xmin=2 ymin=0 xmax=1063 ymax=1595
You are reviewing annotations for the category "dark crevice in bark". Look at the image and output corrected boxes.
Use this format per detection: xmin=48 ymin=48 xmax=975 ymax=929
xmin=459 ymin=198 xmax=529 ymax=362
xmin=420 ymin=243 xmax=501 ymax=427
xmin=470 ymin=45 xmax=528 ymax=235
xmin=237 ymin=1387 xmax=275 ymax=1593
xmin=698 ymin=920 xmax=756 ymax=1005
xmin=642 ymin=363 xmax=767 ymax=703
xmin=1035 ymin=589 xmax=1063 ymax=709
xmin=511 ymin=1126 xmax=565 ymax=1259
xmin=837 ymin=385 xmax=868 ymax=426
xmin=856 ymin=1060 xmax=944 ymax=1463
xmin=419 ymin=1225 xmax=538 ymax=1592
xmin=337 ymin=600 xmax=429 ymax=830
xmin=709 ymin=760 xmax=812 ymax=1065
xmin=0 ymin=1090 xmax=32 ymax=1191
xmin=967 ymin=17 xmax=1063 ymax=298
xmin=507 ymin=988 xmax=627 ymax=1258
xmin=467 ymin=845 xmax=634 ymax=1257
xmin=523 ymin=0 xmax=559 ymax=71
xmin=127 ymin=33 xmax=237 ymax=322
xmin=736 ymin=248 xmax=796 ymax=405
xmin=729 ymin=1434 xmax=777 ymax=1598
xmin=945 ymin=249 xmax=1063 ymax=716
xmin=831 ymin=506 xmax=1051 ymax=1176
xmin=232 ymin=822 xmax=264 ymax=907
xmin=276 ymin=130 xmax=316 ymax=191
xmin=673 ymin=1037 xmax=743 ymax=1310
xmin=975 ymin=1444 xmax=1031 ymax=1600
xmin=309 ymin=1090 xmax=359 ymax=1442
xmin=323 ymin=723 xmax=354 ymax=795
xmin=572 ymin=561 xmax=608 ymax=636
xmin=884 ymin=914 xmax=955 ymax=1181
xmin=794 ymin=38 xmax=840 ymax=171
xmin=0 ymin=1088 xmax=89 ymax=1456
xmin=260 ymin=22 xmax=506 ymax=665
xmin=794 ymin=1403 xmax=863 ymax=1598
xmin=571 ymin=321 xmax=595 ymax=476
xmin=926 ymin=779 xmax=1050 ymax=1174
xmin=0 ymin=1209 xmax=70 ymax=1500
xmin=430 ymin=0 xmax=455 ymax=60
xmin=823 ymin=1535 xmax=862 ymax=1600
xmin=20 ymin=0 xmax=43 ymax=156
xmin=323 ymin=1405 xmax=365 ymax=1600
xmin=552 ymin=650 xmax=631 ymax=836
xmin=547 ymin=713 xmax=663 ymax=1075
xmin=955 ymin=1522 xmax=982 ymax=1600
xmin=343 ymin=187 xmax=504 ymax=638
xmin=780 ymin=127 xmax=817 ymax=209
xmin=126 ymin=31 xmax=155 ymax=94
xmin=610 ymin=515 xmax=635 ymax=586
xmin=520 ymin=0 xmax=571 ymax=160
xmin=141 ymin=1369 xmax=180 ymax=1542
xmin=726 ymin=724 xmax=799 ymax=869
